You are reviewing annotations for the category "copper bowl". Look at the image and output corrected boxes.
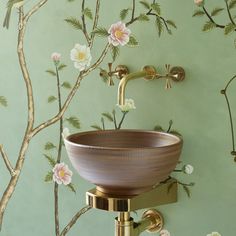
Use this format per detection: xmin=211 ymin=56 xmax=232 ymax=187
xmin=64 ymin=130 xmax=183 ymax=196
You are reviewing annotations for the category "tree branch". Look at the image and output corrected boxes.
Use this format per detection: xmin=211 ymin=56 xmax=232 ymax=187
xmin=24 ymin=0 xmax=48 ymax=23
xmin=84 ymin=43 xmax=110 ymax=76
xmin=32 ymin=43 xmax=110 ymax=137
xmin=31 ymin=74 xmax=82 ymax=137
xmin=90 ymin=0 xmax=100 ymax=48
xmin=60 ymin=206 xmax=92 ymax=236
xmin=81 ymin=0 xmax=91 ymax=44
xmin=131 ymin=0 xmax=135 ymax=22
xmin=202 ymin=6 xmax=225 ymax=29
xmin=0 ymin=145 xmax=15 ymax=177
xmin=225 ymin=0 xmax=236 ymax=25
xmin=0 ymin=1 xmax=49 ymax=229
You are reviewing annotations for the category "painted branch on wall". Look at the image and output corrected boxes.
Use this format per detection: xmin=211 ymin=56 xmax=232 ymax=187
xmin=193 ymin=0 xmax=236 ymax=162
xmin=0 ymin=0 xmax=178 ymax=233
xmin=193 ymin=0 xmax=236 ymax=46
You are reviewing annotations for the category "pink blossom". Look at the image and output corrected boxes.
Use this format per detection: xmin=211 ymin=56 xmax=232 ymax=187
xmin=53 ymin=162 xmax=72 ymax=185
xmin=108 ymin=21 xmax=131 ymax=46
xmin=194 ymin=0 xmax=204 ymax=7
xmin=51 ymin=52 xmax=61 ymax=64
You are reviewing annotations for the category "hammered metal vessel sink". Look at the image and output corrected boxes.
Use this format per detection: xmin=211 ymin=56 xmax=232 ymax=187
xmin=64 ymin=130 xmax=183 ymax=196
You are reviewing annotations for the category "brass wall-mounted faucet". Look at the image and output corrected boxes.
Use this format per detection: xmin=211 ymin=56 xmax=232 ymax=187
xmin=117 ymin=64 xmax=185 ymax=106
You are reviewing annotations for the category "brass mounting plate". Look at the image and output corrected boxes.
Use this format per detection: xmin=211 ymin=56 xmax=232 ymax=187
xmin=86 ymin=178 xmax=177 ymax=212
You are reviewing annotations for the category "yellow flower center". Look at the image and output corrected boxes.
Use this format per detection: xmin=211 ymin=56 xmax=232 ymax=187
xmin=59 ymin=170 xmax=65 ymax=178
xmin=115 ymin=30 xmax=124 ymax=39
xmin=77 ymin=52 xmax=86 ymax=61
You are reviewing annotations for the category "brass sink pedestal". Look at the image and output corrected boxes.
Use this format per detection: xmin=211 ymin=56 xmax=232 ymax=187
xmin=86 ymin=178 xmax=177 ymax=236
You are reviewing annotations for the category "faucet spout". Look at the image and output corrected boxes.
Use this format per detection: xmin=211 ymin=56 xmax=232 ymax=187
xmin=117 ymin=71 xmax=152 ymax=106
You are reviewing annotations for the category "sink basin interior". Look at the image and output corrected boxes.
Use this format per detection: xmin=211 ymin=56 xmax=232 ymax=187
xmin=67 ymin=130 xmax=181 ymax=149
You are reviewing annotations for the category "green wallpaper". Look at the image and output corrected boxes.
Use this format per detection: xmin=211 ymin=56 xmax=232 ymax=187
xmin=0 ymin=0 xmax=236 ymax=235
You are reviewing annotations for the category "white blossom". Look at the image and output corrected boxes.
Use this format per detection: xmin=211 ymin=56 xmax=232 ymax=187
xmin=118 ymin=98 xmax=136 ymax=112
xmin=70 ymin=44 xmax=92 ymax=71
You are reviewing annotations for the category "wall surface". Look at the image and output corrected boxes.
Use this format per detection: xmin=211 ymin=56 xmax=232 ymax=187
xmin=0 ymin=0 xmax=236 ymax=235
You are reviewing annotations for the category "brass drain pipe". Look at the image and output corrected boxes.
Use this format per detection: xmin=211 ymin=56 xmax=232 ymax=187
xmin=115 ymin=210 xmax=163 ymax=236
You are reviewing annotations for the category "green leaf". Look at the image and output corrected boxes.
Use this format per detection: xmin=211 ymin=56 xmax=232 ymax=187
xmin=58 ymin=64 xmax=67 ymax=71
xmin=91 ymin=124 xmax=103 ymax=130
xmin=138 ymin=14 xmax=150 ymax=22
xmin=229 ymin=0 xmax=236 ymax=9
xmin=182 ymin=185 xmax=191 ymax=198
xmin=151 ymin=3 xmax=161 ymax=15
xmin=66 ymin=116 xmax=80 ymax=129
xmin=93 ymin=27 xmax=109 ymax=37
xmin=120 ymin=9 xmax=129 ymax=20
xmin=0 ymin=96 xmax=7 ymax=107
xmin=127 ymin=35 xmax=139 ymax=47
xmin=155 ymin=16 xmax=163 ymax=37
xmin=166 ymin=20 xmax=177 ymax=29
xmin=211 ymin=7 xmax=224 ymax=16
xmin=46 ymin=69 xmax=56 ymax=76
xmin=61 ymin=81 xmax=72 ymax=89
xmin=139 ymin=0 xmax=150 ymax=9
xmin=139 ymin=0 xmax=151 ymax=9
xmin=110 ymin=45 xmax=120 ymax=62
xmin=102 ymin=112 xmax=114 ymax=122
xmin=225 ymin=22 xmax=236 ymax=35
xmin=44 ymin=154 xmax=56 ymax=167
xmin=202 ymin=21 xmax=216 ymax=32
xmin=154 ymin=125 xmax=164 ymax=131
xmin=65 ymin=17 xmax=82 ymax=30
xmin=44 ymin=142 xmax=57 ymax=150
xmin=83 ymin=8 xmax=93 ymax=20
xmin=48 ymin=96 xmax=57 ymax=103
xmin=192 ymin=10 xmax=205 ymax=17
xmin=44 ymin=171 xmax=53 ymax=182
xmin=67 ymin=183 xmax=76 ymax=193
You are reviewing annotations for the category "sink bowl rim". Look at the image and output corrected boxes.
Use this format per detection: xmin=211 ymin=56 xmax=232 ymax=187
xmin=64 ymin=129 xmax=183 ymax=151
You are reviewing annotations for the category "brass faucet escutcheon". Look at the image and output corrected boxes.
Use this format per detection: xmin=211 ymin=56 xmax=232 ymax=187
xmin=115 ymin=210 xmax=164 ymax=236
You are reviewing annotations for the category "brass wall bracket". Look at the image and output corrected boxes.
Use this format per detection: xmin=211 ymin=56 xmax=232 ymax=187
xmin=86 ymin=172 xmax=177 ymax=236
xmin=86 ymin=178 xmax=177 ymax=212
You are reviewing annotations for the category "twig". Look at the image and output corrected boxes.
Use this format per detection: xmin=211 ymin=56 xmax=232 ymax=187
xmin=54 ymin=65 xmax=64 ymax=236
xmin=60 ymin=206 xmax=92 ymax=236
xmin=126 ymin=6 xmax=171 ymax=33
xmin=225 ymin=0 xmax=236 ymax=25
xmin=117 ymin=111 xmax=128 ymax=129
xmin=113 ymin=110 xmax=117 ymax=129
xmin=131 ymin=0 xmax=135 ymax=22
xmin=147 ymin=12 xmax=171 ymax=33
xmin=221 ymin=75 xmax=236 ymax=154
xmin=177 ymin=181 xmax=194 ymax=187
xmin=24 ymin=0 xmax=48 ymax=23
xmin=81 ymin=0 xmax=91 ymax=44
xmin=0 ymin=145 xmax=15 ymax=177
xmin=90 ymin=0 xmax=100 ymax=48
xmin=202 ymin=6 xmax=225 ymax=29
